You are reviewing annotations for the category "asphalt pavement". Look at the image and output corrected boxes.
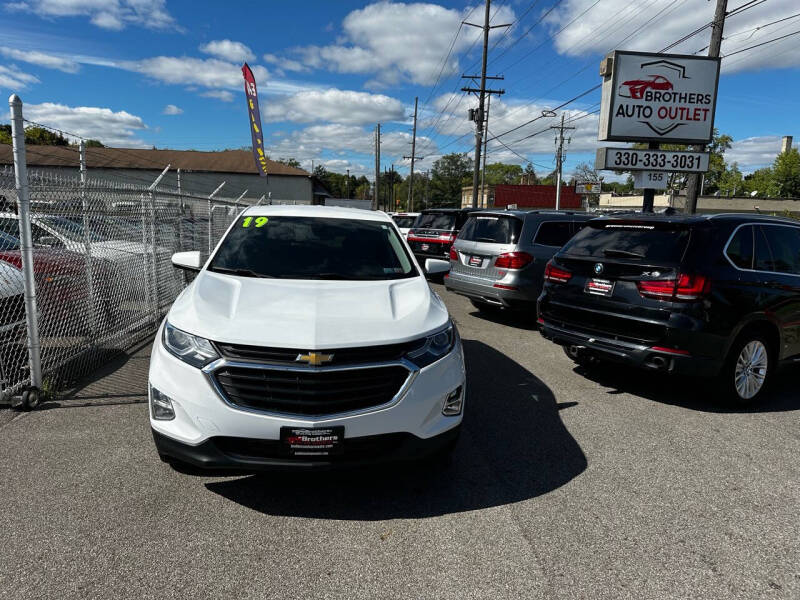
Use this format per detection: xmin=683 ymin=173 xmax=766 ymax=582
xmin=1 ymin=283 xmax=798 ymax=599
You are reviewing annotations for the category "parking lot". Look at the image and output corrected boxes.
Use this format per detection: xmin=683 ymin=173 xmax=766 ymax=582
xmin=1 ymin=282 xmax=798 ymax=600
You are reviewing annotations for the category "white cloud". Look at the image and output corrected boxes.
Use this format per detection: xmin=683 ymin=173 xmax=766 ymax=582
xmin=7 ymin=0 xmax=176 ymax=30
xmin=263 ymin=89 xmax=405 ymax=125
xmin=292 ymin=2 xmax=516 ymax=86
xmin=19 ymin=102 xmax=148 ymax=147
xmin=263 ymin=53 xmax=308 ymax=73
xmin=545 ymin=0 xmax=800 ymax=73
xmin=0 ymin=46 xmax=79 ymax=73
xmin=200 ymin=40 xmax=255 ymax=63
xmin=726 ymin=136 xmax=795 ymax=173
xmin=162 ymin=104 xmax=182 ymax=115
xmin=0 ymin=64 xmax=39 ymax=89
xmin=122 ymin=56 xmax=268 ymax=90
xmin=199 ymin=89 xmax=234 ymax=102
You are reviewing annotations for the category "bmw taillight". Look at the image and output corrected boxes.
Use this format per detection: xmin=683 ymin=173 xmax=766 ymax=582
xmin=544 ymin=260 xmax=571 ymax=283
xmin=637 ymin=274 xmax=710 ymax=301
xmin=495 ymin=252 xmax=533 ymax=269
xmin=449 ymin=247 xmax=458 ymax=261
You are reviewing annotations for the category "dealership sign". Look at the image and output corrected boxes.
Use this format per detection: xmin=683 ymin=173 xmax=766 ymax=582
xmin=598 ymin=51 xmax=721 ymax=144
xmin=575 ymin=182 xmax=601 ymax=194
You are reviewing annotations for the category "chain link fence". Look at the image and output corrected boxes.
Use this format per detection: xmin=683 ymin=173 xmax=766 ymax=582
xmin=0 ymin=164 xmax=252 ymax=403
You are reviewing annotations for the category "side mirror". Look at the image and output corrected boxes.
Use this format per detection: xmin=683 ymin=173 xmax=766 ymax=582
xmin=171 ymin=250 xmax=203 ymax=272
xmin=425 ymin=258 xmax=450 ymax=275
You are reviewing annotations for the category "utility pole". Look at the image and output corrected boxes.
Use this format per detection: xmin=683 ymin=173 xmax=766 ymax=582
xmin=463 ymin=0 xmax=510 ymax=208
xmin=551 ymin=114 xmax=575 ymax=210
xmin=480 ymin=94 xmax=491 ymax=208
xmin=346 ymin=168 xmax=350 ymax=199
xmin=390 ymin=164 xmax=395 ymax=211
xmin=373 ymin=124 xmax=381 ymax=210
xmin=406 ymin=97 xmax=419 ymax=211
xmin=686 ymin=0 xmax=727 ymax=214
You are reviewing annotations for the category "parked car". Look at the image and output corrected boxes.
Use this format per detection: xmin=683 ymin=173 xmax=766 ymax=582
xmin=150 ymin=205 xmax=465 ymax=470
xmin=407 ymin=208 xmax=478 ymax=271
xmin=446 ymin=210 xmax=594 ymax=313
xmin=390 ymin=212 xmax=420 ymax=239
xmin=538 ymin=213 xmax=800 ymax=404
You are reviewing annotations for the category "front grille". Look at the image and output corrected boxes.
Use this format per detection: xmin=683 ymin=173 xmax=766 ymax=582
xmin=543 ymin=303 xmax=666 ymax=344
xmin=213 ymin=365 xmax=411 ymax=416
xmin=215 ymin=341 xmax=422 ymax=365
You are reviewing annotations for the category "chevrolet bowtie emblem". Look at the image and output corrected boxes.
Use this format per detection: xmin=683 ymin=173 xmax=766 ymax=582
xmin=296 ymin=351 xmax=334 ymax=366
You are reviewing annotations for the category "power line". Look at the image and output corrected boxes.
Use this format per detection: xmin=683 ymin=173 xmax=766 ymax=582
xmin=722 ymin=27 xmax=800 ymax=57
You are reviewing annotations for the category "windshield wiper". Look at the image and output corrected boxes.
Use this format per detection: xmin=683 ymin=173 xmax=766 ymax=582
xmin=207 ymin=266 xmax=274 ymax=278
xmin=603 ymin=248 xmax=645 ymax=259
xmin=474 ymin=237 xmax=498 ymax=243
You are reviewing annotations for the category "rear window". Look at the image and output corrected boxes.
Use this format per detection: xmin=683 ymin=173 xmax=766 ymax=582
xmin=534 ymin=221 xmax=574 ymax=247
xmin=391 ymin=215 xmax=417 ymax=229
xmin=561 ymin=222 xmax=691 ymax=264
xmin=458 ymin=215 xmax=522 ymax=244
xmin=415 ymin=212 xmax=457 ymax=230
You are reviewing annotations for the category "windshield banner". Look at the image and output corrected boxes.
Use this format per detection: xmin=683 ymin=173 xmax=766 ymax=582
xmin=242 ymin=63 xmax=268 ymax=177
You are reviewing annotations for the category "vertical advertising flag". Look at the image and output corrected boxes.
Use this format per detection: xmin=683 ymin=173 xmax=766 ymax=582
xmin=242 ymin=63 xmax=268 ymax=177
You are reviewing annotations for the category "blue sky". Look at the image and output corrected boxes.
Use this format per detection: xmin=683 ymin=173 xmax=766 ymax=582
xmin=1 ymin=0 xmax=798 ymax=181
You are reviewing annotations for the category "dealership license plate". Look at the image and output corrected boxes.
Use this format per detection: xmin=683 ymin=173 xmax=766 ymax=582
xmin=280 ymin=426 xmax=344 ymax=456
xmin=468 ymin=255 xmax=483 ymax=267
xmin=585 ymin=278 xmax=615 ymax=296
xmin=421 ymin=243 xmax=430 ymax=251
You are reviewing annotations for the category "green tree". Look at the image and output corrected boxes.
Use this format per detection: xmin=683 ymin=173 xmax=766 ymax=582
xmin=484 ymin=162 xmax=523 ymax=185
xmin=0 ymin=123 xmax=76 ymax=146
xmin=429 ymin=152 xmax=471 ymax=207
xmin=717 ymin=162 xmax=744 ymax=196
xmin=769 ymin=147 xmax=800 ymax=198
xmin=277 ymin=157 xmax=301 ymax=168
xmin=743 ymin=167 xmax=773 ymax=197
xmin=521 ymin=162 xmax=538 ymax=185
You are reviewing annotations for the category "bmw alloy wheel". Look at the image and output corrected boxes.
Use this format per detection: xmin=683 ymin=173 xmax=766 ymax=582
xmin=734 ymin=340 xmax=768 ymax=400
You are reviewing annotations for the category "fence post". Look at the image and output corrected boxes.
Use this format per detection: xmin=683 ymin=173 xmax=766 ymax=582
xmin=79 ymin=140 xmax=97 ymax=336
xmin=148 ymin=165 xmax=170 ymax=324
xmin=9 ymin=94 xmax=43 ymax=402
xmin=207 ymin=181 xmax=225 ymax=255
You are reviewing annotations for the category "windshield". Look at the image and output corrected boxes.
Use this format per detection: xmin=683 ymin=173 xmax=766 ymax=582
xmin=459 ymin=215 xmax=522 ymax=244
xmin=209 ymin=216 xmax=418 ymax=280
xmin=415 ymin=213 xmax=457 ymax=230
xmin=37 ymin=216 xmax=107 ymax=243
xmin=561 ymin=222 xmax=691 ymax=264
xmin=392 ymin=215 xmax=417 ymax=229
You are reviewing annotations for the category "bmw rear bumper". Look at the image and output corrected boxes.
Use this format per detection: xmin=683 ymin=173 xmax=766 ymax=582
xmin=539 ymin=319 xmax=722 ymax=377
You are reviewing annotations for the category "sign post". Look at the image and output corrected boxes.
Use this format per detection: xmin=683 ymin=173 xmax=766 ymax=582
xmin=596 ymin=50 xmax=720 ymax=212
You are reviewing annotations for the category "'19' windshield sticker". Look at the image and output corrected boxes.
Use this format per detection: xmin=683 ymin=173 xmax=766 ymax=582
xmin=242 ymin=216 xmax=269 ymax=228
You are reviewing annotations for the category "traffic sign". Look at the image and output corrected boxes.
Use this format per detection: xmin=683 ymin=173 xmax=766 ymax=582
xmin=596 ymin=148 xmax=710 ymax=172
xmin=575 ymin=182 xmax=601 ymax=194
xmin=633 ymin=171 xmax=668 ymax=190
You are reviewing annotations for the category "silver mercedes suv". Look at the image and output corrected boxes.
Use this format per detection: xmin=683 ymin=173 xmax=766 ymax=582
xmin=445 ymin=210 xmax=594 ymax=312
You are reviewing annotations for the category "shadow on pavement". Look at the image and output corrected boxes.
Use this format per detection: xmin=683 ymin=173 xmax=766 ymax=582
xmin=573 ymin=360 xmax=800 ymax=413
xmin=204 ymin=339 xmax=587 ymax=520
xmin=465 ymin=306 xmax=539 ymax=331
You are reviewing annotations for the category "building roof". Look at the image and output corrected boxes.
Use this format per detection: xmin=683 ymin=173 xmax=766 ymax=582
xmin=0 ymin=145 xmax=310 ymax=177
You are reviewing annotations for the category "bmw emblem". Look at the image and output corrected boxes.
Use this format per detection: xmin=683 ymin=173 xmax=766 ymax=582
xmin=594 ymin=263 xmax=604 ymax=275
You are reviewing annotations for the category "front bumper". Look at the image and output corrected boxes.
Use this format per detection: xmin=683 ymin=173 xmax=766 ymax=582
xmin=153 ymin=425 xmax=460 ymax=471
xmin=539 ymin=319 xmax=722 ymax=377
xmin=148 ymin=322 xmax=466 ymax=468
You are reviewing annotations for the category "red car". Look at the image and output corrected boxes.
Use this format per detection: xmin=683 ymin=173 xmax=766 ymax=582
xmin=620 ymin=75 xmax=673 ymax=99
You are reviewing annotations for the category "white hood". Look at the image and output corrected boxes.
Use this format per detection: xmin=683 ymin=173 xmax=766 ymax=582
xmin=167 ymin=271 xmax=449 ymax=349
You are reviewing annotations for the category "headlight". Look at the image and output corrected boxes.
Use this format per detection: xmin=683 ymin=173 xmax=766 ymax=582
xmin=406 ymin=320 xmax=457 ymax=368
xmin=162 ymin=321 xmax=219 ymax=368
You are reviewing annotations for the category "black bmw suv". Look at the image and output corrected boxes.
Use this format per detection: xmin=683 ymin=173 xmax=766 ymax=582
xmin=538 ymin=213 xmax=800 ymax=404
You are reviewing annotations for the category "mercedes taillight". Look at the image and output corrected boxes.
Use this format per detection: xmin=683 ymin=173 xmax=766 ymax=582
xmin=495 ymin=252 xmax=532 ymax=269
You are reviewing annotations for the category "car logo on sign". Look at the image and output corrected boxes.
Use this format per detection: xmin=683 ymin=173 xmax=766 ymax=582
xmin=296 ymin=352 xmax=334 ymax=366
xmin=594 ymin=263 xmax=604 ymax=275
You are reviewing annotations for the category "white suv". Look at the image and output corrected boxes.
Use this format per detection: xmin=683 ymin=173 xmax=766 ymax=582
xmin=149 ymin=205 xmax=465 ymax=469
